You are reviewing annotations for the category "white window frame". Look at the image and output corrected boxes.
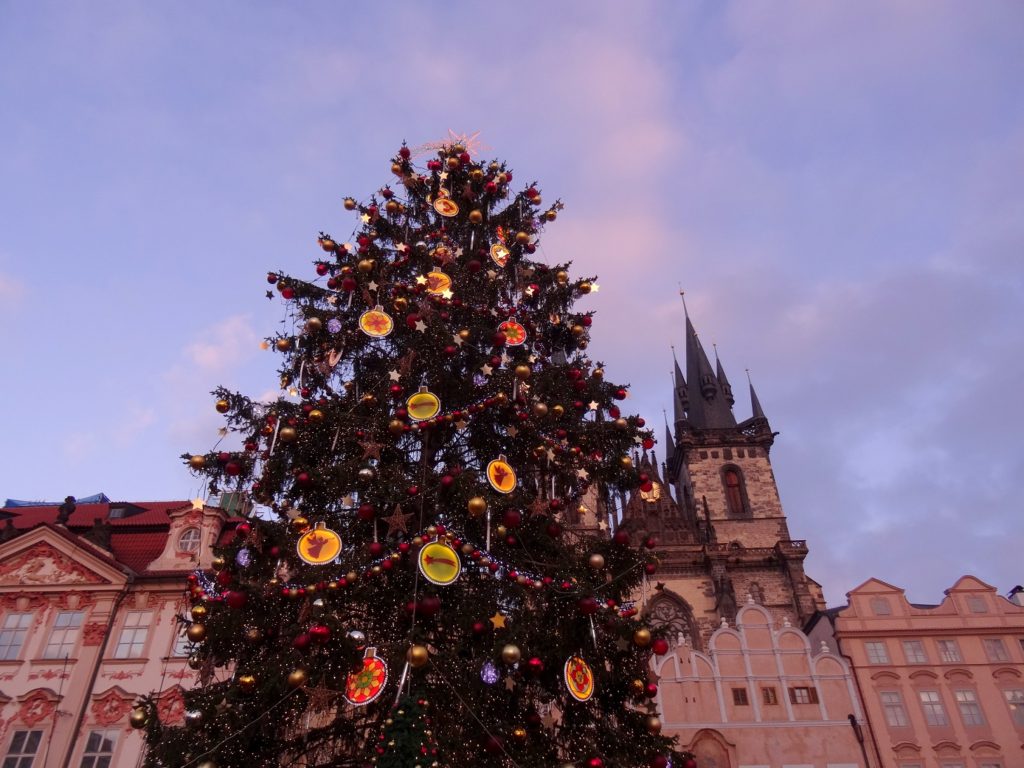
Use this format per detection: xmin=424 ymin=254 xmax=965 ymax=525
xmin=0 ymin=613 xmax=33 ymax=661
xmin=78 ymin=728 xmax=117 ymax=768
xmin=902 ymin=640 xmax=927 ymax=664
xmin=954 ymin=689 xmax=984 ymax=726
xmin=919 ymin=690 xmax=948 ymax=727
xmin=865 ymin=641 xmax=890 ymax=664
xmin=42 ymin=611 xmax=84 ymax=660
xmin=112 ymin=611 xmax=150 ymax=659
xmin=984 ymin=638 xmax=1010 ymax=662
xmin=937 ymin=639 xmax=962 ymax=663
xmin=177 ymin=527 xmax=202 ymax=554
xmin=1005 ymin=688 xmax=1024 ymax=726
xmin=3 ymin=729 xmax=44 ymax=768
xmin=880 ymin=690 xmax=909 ymax=727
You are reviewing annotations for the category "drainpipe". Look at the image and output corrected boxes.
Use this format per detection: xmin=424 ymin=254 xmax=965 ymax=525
xmin=60 ymin=578 xmax=133 ymax=768
xmin=848 ymin=713 xmax=871 ymax=768
xmin=836 ymin=633 xmax=882 ymax=768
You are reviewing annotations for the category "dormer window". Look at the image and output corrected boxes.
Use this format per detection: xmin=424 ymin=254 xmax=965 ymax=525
xmin=178 ymin=527 xmax=202 ymax=554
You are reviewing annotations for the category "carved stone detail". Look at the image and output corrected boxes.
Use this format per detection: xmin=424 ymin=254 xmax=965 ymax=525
xmin=0 ymin=543 xmax=105 ymax=585
xmin=17 ymin=691 xmax=56 ymax=727
xmin=91 ymin=688 xmax=133 ymax=726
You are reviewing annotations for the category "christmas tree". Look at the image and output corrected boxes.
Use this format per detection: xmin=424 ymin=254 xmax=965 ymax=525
xmin=137 ymin=140 xmax=694 ymax=768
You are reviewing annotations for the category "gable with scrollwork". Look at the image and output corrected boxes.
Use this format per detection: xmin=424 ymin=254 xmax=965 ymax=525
xmin=0 ymin=542 xmax=108 ymax=586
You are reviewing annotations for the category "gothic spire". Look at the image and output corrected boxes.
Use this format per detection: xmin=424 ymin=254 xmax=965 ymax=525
xmin=663 ymin=411 xmax=675 ymax=464
xmin=684 ymin=311 xmax=736 ymax=429
xmin=747 ymin=370 xmax=766 ymax=421
xmin=672 ymin=346 xmax=689 ymax=412
xmin=714 ymin=346 xmax=735 ymax=407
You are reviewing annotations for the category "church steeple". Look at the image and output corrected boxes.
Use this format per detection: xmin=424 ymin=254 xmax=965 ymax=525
xmin=714 ymin=347 xmax=735 ymax=408
xmin=684 ymin=312 xmax=736 ymax=429
xmin=748 ymin=371 xmax=766 ymax=421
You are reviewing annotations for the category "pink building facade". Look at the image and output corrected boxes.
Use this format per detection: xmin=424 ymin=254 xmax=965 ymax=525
xmin=654 ymin=598 xmax=869 ymax=768
xmin=0 ymin=498 xmax=231 ymax=768
xmin=808 ymin=576 xmax=1024 ymax=768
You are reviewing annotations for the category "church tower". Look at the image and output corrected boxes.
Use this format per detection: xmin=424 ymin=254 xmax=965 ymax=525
xmin=622 ymin=304 xmax=824 ymax=649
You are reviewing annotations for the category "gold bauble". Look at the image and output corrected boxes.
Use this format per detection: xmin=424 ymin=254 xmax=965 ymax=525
xmin=244 ymin=627 xmax=262 ymax=643
xmin=407 ymin=644 xmax=429 ymax=668
xmin=129 ymin=707 xmax=149 ymax=729
xmin=593 ymin=367 xmax=604 ymax=380
xmin=571 ymin=324 xmax=585 ymax=337
xmin=532 ymin=445 xmax=546 ymax=458
xmin=186 ymin=624 xmax=207 ymax=643
xmin=531 ymin=194 xmax=542 ymax=206
xmin=393 ymin=296 xmax=409 ymax=312
xmin=279 ymin=426 xmax=298 ymax=443
xmin=388 ymin=418 xmax=406 ymax=435
xmin=188 ymin=454 xmax=206 ymax=470
xmin=215 ymin=399 xmax=230 ymax=414
xmin=614 ymin=417 xmax=629 ymax=430
xmin=305 ymin=317 xmax=322 ymax=333
xmin=287 ymin=669 xmax=308 ymax=688
xmin=391 ymin=162 xmax=403 ymax=175
xmin=197 ymin=762 xmax=218 ymax=768
xmin=308 ymin=409 xmax=324 ymax=423
xmin=630 ymin=678 xmax=645 ymax=695
xmin=514 ymin=365 xmax=532 ymax=380
xmin=555 ymin=270 xmax=569 ymax=285
xmin=467 ymin=497 xmax=487 ymax=517
xmin=512 ymin=727 xmax=527 ymax=742
xmin=458 ymin=328 xmax=471 ymax=340
xmin=276 ymin=338 xmax=293 ymax=352
xmin=501 ymin=644 xmax=522 ymax=664
xmin=494 ymin=391 xmax=508 ymax=405
xmin=360 ymin=393 xmax=377 ymax=406
xmin=346 ymin=570 xmax=358 ymax=583
xmin=578 ymin=340 xmax=588 ymax=350
xmin=545 ymin=210 xmax=557 ymax=222
xmin=468 ymin=210 xmax=484 ymax=224
xmin=578 ymin=282 xmax=592 ymax=294
xmin=385 ymin=200 xmax=400 ymax=214
xmin=445 ymin=156 xmax=459 ymax=170
xmin=452 ymin=143 xmax=466 ymax=154
xmin=633 ymin=628 xmax=652 ymax=647
xmin=471 ymin=169 xmax=484 ymax=181
xmin=290 ymin=516 xmax=310 ymax=534
xmin=552 ymin=404 xmax=565 ymax=418
xmin=236 ymin=674 xmax=257 ymax=693
xmin=515 ymin=231 xmax=530 ymax=244
xmin=589 ymin=553 xmax=605 ymax=570
xmin=645 ymin=715 xmax=662 ymax=735
xmin=620 ymin=455 xmax=633 ymax=468
xmin=496 ymin=525 xmax=508 ymax=537
xmin=532 ymin=402 xmax=549 ymax=418
xmin=344 ymin=197 xmax=357 ymax=210
xmin=357 ymin=258 xmax=375 ymax=273
xmin=191 ymin=604 xmax=209 ymax=620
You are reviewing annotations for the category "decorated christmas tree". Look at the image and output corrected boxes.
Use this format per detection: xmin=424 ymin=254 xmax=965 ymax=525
xmin=137 ymin=139 xmax=694 ymax=768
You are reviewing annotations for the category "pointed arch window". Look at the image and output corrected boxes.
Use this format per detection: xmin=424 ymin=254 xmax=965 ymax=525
xmin=721 ymin=465 xmax=750 ymax=518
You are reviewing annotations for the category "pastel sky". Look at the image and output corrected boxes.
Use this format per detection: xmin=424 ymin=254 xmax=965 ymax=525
xmin=2 ymin=2 xmax=1022 ymax=607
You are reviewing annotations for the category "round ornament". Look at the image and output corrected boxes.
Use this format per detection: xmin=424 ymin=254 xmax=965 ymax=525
xmin=406 ymin=387 xmax=441 ymax=422
xmin=344 ymin=648 xmax=388 ymax=706
xmin=433 ymin=197 xmax=459 ymax=218
xmin=418 ymin=540 xmax=462 ymax=586
xmin=425 ymin=271 xmax=452 ymax=296
xmin=358 ymin=305 xmax=394 ymax=338
xmin=498 ymin=319 xmax=527 ymax=346
xmin=296 ymin=522 xmax=343 ymax=565
xmin=489 ymin=243 xmax=510 ymax=268
xmin=564 ymin=656 xmax=595 ymax=702
xmin=486 ymin=455 xmax=517 ymax=494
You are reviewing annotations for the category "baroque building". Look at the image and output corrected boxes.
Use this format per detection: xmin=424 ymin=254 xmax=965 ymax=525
xmin=622 ymin=308 xmax=824 ymax=650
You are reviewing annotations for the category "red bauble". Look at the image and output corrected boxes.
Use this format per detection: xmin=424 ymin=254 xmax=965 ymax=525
xmin=649 ymin=757 xmax=668 ymax=768
xmin=644 ymin=562 xmax=659 ymax=575
xmin=683 ymin=760 xmax=697 ymax=768
xmin=266 ymin=273 xmax=278 ymax=284
xmin=645 ymin=683 xmax=658 ymax=698
xmin=472 ymin=621 xmax=486 ymax=634
xmin=281 ymin=287 xmax=295 ymax=300
xmin=578 ymin=597 xmax=599 ymax=615
xmin=399 ymin=146 xmax=411 ymax=159
xmin=309 ymin=624 xmax=331 ymax=643
xmin=315 ymin=263 xmax=329 ymax=276
xmin=587 ymin=759 xmax=604 ymax=768
xmin=358 ymin=503 xmax=375 ymax=521
xmin=612 ymin=530 xmax=630 ymax=546
xmin=419 ymin=595 xmax=441 ymax=617
xmin=292 ymin=633 xmax=311 ymax=651
xmin=527 ymin=657 xmax=544 ymax=676
xmin=368 ymin=541 xmax=384 ymax=557
xmin=502 ymin=509 xmax=522 ymax=528
xmin=546 ymin=522 xmax=563 ymax=538
xmin=224 ymin=590 xmax=247 ymax=609
xmin=652 ymin=638 xmax=670 ymax=655
xmin=224 ymin=461 xmax=241 ymax=477
xmin=236 ymin=522 xmax=251 ymax=536
xmin=643 ymin=437 xmax=655 ymax=450
xmin=644 ymin=536 xmax=658 ymax=549
xmin=614 ymin=388 xmax=627 ymax=400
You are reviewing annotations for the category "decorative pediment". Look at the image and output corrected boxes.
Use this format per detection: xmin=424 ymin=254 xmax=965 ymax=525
xmin=90 ymin=687 xmax=135 ymax=726
xmin=908 ymin=669 xmax=939 ymax=681
xmin=0 ymin=542 xmax=107 ymax=585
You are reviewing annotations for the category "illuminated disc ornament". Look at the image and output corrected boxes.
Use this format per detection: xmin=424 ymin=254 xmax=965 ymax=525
xmin=418 ymin=539 xmax=462 ymax=586
xmin=486 ymin=455 xmax=517 ymax=494
xmin=344 ymin=648 xmax=388 ymax=706
xmin=359 ymin=305 xmax=394 ymax=338
xmin=433 ymin=197 xmax=459 ymax=218
xmin=498 ymin=319 xmax=526 ymax=346
xmin=406 ymin=387 xmax=441 ymax=422
xmin=564 ymin=656 xmax=595 ymax=702
xmin=425 ymin=271 xmax=452 ymax=296
xmin=296 ymin=522 xmax=343 ymax=565
xmin=490 ymin=243 xmax=510 ymax=268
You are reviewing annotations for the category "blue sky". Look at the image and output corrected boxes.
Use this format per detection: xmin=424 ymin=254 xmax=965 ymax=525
xmin=2 ymin=1 xmax=1022 ymax=605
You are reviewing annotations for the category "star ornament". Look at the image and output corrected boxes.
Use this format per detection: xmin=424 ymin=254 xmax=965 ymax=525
xmin=414 ymin=320 xmax=428 ymax=333
xmin=489 ymin=611 xmax=507 ymax=629
xmin=382 ymin=506 xmax=412 ymax=537
xmin=191 ymin=498 xmax=205 ymax=511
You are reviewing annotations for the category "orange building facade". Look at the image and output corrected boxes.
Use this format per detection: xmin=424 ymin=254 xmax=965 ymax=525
xmin=807 ymin=576 xmax=1024 ymax=768
xmin=0 ymin=497 xmax=232 ymax=768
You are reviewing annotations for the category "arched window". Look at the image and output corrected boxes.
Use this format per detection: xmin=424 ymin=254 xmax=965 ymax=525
xmin=646 ymin=594 xmax=701 ymax=651
xmin=722 ymin=465 xmax=750 ymax=518
xmin=178 ymin=527 xmax=202 ymax=554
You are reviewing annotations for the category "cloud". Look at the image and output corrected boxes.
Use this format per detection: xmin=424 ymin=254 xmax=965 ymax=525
xmin=182 ymin=314 xmax=261 ymax=373
xmin=0 ymin=273 xmax=25 ymax=304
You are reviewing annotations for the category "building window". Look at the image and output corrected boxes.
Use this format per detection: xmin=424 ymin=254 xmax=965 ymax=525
xmin=0 ymin=613 xmax=33 ymax=661
xmin=919 ymin=690 xmax=949 ymax=726
xmin=979 ymin=762 xmax=1003 ymax=768
xmin=880 ymin=691 xmax=909 ymax=727
xmin=177 ymin=527 xmax=202 ymax=554
xmin=3 ymin=730 xmax=43 ymax=768
xmin=870 ymin=597 xmax=892 ymax=616
xmin=721 ymin=465 xmax=750 ymax=518
xmin=954 ymin=689 xmax=984 ymax=726
xmin=762 ymin=686 xmax=778 ymax=705
xmin=984 ymin=638 xmax=1010 ymax=662
xmin=79 ymin=729 xmax=117 ymax=768
xmin=902 ymin=640 xmax=927 ymax=664
xmin=1005 ymin=689 xmax=1024 ymax=726
xmin=865 ymin=641 xmax=890 ymax=664
xmin=42 ymin=611 xmax=84 ymax=660
xmin=732 ymin=687 xmax=749 ymax=706
xmin=789 ymin=686 xmax=818 ymax=705
xmin=937 ymin=639 xmax=962 ymax=663
xmin=967 ymin=596 xmax=988 ymax=613
xmin=171 ymin=631 xmax=193 ymax=657
xmin=113 ymin=611 xmax=150 ymax=659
